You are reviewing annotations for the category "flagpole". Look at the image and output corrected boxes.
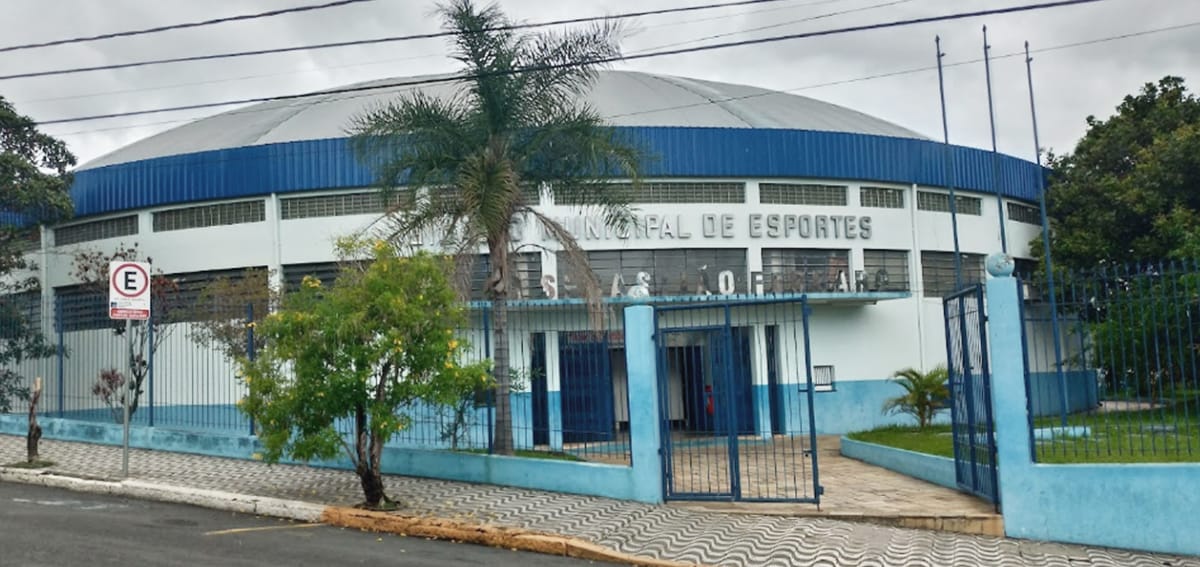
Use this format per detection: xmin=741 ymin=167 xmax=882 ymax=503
xmin=936 ymin=36 xmax=963 ymax=289
xmin=1025 ymin=41 xmax=1067 ymax=427
xmin=984 ymin=25 xmax=1008 ymax=253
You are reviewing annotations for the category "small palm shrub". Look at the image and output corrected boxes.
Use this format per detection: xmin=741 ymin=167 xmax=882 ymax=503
xmin=883 ymin=366 xmax=950 ymax=429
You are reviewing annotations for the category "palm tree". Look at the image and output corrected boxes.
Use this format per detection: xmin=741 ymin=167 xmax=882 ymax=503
xmin=883 ymin=366 xmax=950 ymax=430
xmin=350 ymin=0 xmax=643 ymax=454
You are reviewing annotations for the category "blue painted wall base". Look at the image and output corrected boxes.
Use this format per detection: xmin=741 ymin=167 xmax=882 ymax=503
xmin=775 ymin=380 xmax=946 ymax=435
xmin=839 ymin=437 xmax=957 ymax=490
xmin=0 ymin=413 xmax=660 ymax=504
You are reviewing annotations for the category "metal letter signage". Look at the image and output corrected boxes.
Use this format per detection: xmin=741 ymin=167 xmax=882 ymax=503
xmin=108 ymin=261 xmax=151 ymax=320
xmin=544 ymin=212 xmax=875 ymax=242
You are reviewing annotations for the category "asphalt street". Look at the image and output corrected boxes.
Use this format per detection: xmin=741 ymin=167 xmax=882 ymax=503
xmin=0 ymin=482 xmax=598 ymax=567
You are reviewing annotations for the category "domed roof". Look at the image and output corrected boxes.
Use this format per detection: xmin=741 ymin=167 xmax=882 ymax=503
xmin=82 ymin=70 xmax=927 ymax=169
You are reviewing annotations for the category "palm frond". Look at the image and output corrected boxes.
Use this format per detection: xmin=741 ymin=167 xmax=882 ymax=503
xmin=514 ymin=18 xmax=626 ymax=120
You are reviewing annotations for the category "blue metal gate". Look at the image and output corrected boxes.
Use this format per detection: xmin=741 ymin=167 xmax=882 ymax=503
xmin=943 ymin=285 xmax=1000 ymax=508
xmin=655 ymin=298 xmax=821 ymax=504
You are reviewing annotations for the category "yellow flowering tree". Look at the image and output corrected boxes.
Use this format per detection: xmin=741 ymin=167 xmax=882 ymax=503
xmin=238 ymin=242 xmax=488 ymax=508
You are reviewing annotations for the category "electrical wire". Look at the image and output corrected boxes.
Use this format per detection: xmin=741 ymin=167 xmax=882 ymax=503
xmin=13 ymin=0 xmax=842 ymax=106
xmin=0 ymin=0 xmax=795 ymax=81
xmin=607 ymin=19 xmax=1200 ymax=121
xmin=631 ymin=0 xmax=916 ymax=54
xmin=32 ymin=0 xmax=1114 ymax=126
xmin=59 ymin=9 xmax=1176 ymax=140
xmin=0 ymin=0 xmax=376 ymax=53
xmin=50 ymin=16 xmax=1194 ymax=140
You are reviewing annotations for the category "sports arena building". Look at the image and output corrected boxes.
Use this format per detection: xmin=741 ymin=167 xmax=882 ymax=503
xmin=25 ymin=70 xmax=1057 ymax=438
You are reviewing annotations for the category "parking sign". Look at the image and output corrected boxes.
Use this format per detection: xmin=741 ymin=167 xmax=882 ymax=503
xmin=109 ymin=261 xmax=151 ymax=320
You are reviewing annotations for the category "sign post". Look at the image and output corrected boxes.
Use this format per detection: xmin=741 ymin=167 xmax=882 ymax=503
xmin=109 ymin=261 xmax=150 ymax=478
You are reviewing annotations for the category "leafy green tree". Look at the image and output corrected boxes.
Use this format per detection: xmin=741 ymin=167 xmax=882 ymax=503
xmin=1026 ymin=78 xmax=1200 ymax=409
xmin=239 ymin=241 xmax=489 ymax=508
xmin=883 ymin=366 xmax=949 ymax=430
xmin=350 ymin=0 xmax=644 ymax=454
xmin=0 ymin=95 xmax=75 ymax=411
xmin=1036 ymin=76 xmax=1200 ymax=270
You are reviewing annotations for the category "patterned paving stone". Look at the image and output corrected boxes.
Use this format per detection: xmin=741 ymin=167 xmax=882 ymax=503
xmin=1 ymin=435 xmax=1196 ymax=567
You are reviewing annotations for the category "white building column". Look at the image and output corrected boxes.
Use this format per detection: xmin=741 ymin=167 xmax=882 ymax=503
xmin=775 ymin=318 xmax=810 ymax=436
xmin=749 ymin=325 xmax=772 ymax=439
xmin=266 ymin=193 xmax=285 ymax=294
xmin=544 ymin=331 xmax=563 ymax=450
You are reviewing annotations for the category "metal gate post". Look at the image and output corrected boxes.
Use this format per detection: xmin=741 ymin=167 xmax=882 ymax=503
xmin=957 ymin=287 xmax=981 ymax=492
xmin=974 ymin=284 xmax=1000 ymax=505
xmin=800 ymin=298 xmax=822 ymax=503
xmin=943 ymin=296 xmax=964 ymax=477
xmin=722 ymin=304 xmax=740 ymax=499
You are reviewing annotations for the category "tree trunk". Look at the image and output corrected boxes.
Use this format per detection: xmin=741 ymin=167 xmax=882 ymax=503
xmin=489 ymin=238 xmax=514 ymax=455
xmin=27 ymin=377 xmax=42 ymax=463
xmin=357 ymin=464 xmax=386 ymax=508
xmin=492 ymin=296 xmax=513 ymax=454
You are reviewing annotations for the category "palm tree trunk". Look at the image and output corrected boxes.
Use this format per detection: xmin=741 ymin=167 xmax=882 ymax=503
xmin=492 ymin=293 xmax=514 ymax=455
xmin=489 ymin=239 xmax=514 ymax=455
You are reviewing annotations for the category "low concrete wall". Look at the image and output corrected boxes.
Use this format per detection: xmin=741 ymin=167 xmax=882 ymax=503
xmin=1001 ymin=460 xmax=1200 ymax=556
xmin=0 ymin=414 xmax=659 ymax=504
xmin=839 ymin=437 xmax=957 ymax=490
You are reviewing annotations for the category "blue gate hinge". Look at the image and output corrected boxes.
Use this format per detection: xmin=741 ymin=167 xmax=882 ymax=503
xmin=817 ymin=485 xmax=825 ymax=496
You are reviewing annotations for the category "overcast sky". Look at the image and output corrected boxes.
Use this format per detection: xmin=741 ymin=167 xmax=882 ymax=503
xmin=2 ymin=0 xmax=1197 ymax=167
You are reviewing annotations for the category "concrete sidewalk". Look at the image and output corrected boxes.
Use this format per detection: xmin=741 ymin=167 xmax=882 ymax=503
xmin=1 ymin=435 xmax=1195 ymax=567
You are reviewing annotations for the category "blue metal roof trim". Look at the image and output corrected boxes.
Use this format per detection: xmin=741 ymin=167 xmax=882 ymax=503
xmin=69 ymin=126 xmax=1044 ymax=218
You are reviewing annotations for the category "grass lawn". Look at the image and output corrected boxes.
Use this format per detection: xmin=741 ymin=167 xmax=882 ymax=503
xmin=848 ymin=400 xmax=1200 ymax=464
xmin=847 ymin=424 xmax=955 ymax=459
xmin=1031 ymin=402 xmax=1200 ymax=464
xmin=461 ymin=448 xmax=584 ymax=462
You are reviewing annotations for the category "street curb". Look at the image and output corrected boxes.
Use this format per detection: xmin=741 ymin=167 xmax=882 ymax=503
xmin=0 ymin=467 xmax=324 ymax=522
xmin=670 ymin=502 xmax=1005 ymax=537
xmin=320 ymin=506 xmax=697 ymax=567
xmin=0 ymin=467 xmax=696 ymax=566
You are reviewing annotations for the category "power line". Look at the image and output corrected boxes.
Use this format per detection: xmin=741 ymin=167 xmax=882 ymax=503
xmin=607 ymin=19 xmax=1200 ymax=121
xmin=0 ymin=0 xmax=376 ymax=54
xmin=638 ymin=0 xmax=846 ymax=30
xmin=49 ymin=15 xmax=1193 ymax=139
xmin=0 ymin=0 xmax=794 ymax=81
xmin=14 ymin=0 xmax=844 ymax=106
xmin=13 ymin=51 xmax=448 ymax=106
xmin=631 ymin=0 xmax=916 ymax=54
xmin=14 ymin=1 xmax=836 ymax=106
xmin=32 ymin=0 xmax=1114 ymax=126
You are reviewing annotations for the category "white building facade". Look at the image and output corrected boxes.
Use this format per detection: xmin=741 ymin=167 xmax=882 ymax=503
xmin=24 ymin=71 xmax=1050 ymax=437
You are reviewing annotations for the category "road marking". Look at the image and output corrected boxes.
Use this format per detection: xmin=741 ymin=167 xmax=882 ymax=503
xmin=11 ymin=498 xmax=126 ymax=511
xmin=204 ymin=523 xmax=325 ymax=536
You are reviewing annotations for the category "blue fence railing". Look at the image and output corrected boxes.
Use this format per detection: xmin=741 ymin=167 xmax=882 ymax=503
xmin=1020 ymin=262 xmax=1200 ymax=463
xmin=943 ymin=284 xmax=999 ymax=506
xmin=0 ymin=292 xmax=633 ymax=464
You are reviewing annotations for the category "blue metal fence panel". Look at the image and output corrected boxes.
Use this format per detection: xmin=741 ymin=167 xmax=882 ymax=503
xmin=1019 ymin=262 xmax=1200 ymax=463
xmin=943 ymin=284 xmax=1000 ymax=507
xmin=67 ymin=127 xmax=1045 ymax=218
xmin=654 ymin=297 xmax=820 ymax=504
